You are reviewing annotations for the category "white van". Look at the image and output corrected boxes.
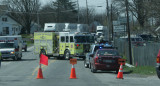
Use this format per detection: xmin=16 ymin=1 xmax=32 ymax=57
xmin=0 ymin=35 xmax=23 ymax=60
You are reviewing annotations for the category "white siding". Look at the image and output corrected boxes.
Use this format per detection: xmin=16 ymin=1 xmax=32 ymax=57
xmin=0 ymin=15 xmax=22 ymax=36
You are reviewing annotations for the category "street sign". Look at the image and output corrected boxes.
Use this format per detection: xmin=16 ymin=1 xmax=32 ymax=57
xmin=113 ymin=21 xmax=120 ymax=26
xmin=118 ymin=59 xmax=126 ymax=65
xmin=118 ymin=17 xmax=131 ymax=24
xmin=70 ymin=59 xmax=77 ymax=65
xmin=113 ymin=25 xmax=126 ymax=32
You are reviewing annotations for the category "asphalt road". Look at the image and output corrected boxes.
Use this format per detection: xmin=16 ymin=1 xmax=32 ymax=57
xmin=0 ymin=46 xmax=159 ymax=86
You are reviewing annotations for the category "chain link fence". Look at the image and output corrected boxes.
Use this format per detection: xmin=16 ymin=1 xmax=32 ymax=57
xmin=114 ymin=39 xmax=160 ymax=66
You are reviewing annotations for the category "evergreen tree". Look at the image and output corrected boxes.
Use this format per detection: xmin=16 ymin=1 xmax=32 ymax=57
xmin=53 ymin=0 xmax=77 ymax=23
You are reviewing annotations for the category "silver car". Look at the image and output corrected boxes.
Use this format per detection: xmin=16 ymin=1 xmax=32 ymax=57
xmin=22 ymin=40 xmax=27 ymax=52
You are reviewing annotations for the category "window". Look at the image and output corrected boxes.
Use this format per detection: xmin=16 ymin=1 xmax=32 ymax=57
xmin=70 ymin=36 xmax=74 ymax=42
xmin=66 ymin=36 xmax=69 ymax=42
xmin=61 ymin=36 xmax=65 ymax=42
xmin=3 ymin=27 xmax=9 ymax=35
xmin=48 ymin=26 xmax=52 ymax=27
xmin=2 ymin=17 xmax=7 ymax=22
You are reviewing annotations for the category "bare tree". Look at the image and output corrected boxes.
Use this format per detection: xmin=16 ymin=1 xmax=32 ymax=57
xmin=39 ymin=4 xmax=57 ymax=27
xmin=78 ymin=7 xmax=96 ymax=24
xmin=112 ymin=0 xmax=150 ymax=29
xmin=2 ymin=0 xmax=41 ymax=34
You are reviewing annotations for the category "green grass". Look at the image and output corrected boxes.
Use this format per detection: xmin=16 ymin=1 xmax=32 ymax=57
xmin=21 ymin=34 xmax=33 ymax=39
xmin=27 ymin=41 xmax=33 ymax=46
xmin=21 ymin=34 xmax=34 ymax=46
xmin=121 ymin=54 xmax=156 ymax=76
xmin=124 ymin=66 xmax=156 ymax=75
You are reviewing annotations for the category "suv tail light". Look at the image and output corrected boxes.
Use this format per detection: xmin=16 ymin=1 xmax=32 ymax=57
xmin=95 ymin=57 xmax=99 ymax=63
xmin=157 ymin=56 xmax=160 ymax=63
xmin=157 ymin=50 xmax=160 ymax=63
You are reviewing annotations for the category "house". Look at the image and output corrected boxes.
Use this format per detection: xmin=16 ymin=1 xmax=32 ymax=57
xmin=0 ymin=5 xmax=22 ymax=36
xmin=30 ymin=22 xmax=42 ymax=34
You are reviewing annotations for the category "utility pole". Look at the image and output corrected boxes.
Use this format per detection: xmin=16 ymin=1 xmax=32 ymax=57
xmin=57 ymin=0 xmax=60 ymax=23
xmin=111 ymin=4 xmax=113 ymax=41
xmin=36 ymin=0 xmax=39 ymax=31
xmin=86 ymin=0 xmax=89 ymax=25
xmin=77 ymin=0 xmax=79 ymax=23
xmin=37 ymin=12 xmax=39 ymax=31
xmin=125 ymin=0 xmax=132 ymax=65
xmin=106 ymin=0 xmax=110 ymax=41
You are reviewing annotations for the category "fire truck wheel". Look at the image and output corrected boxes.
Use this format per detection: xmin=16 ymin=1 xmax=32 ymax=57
xmin=64 ymin=50 xmax=70 ymax=60
xmin=84 ymin=60 xmax=89 ymax=68
xmin=24 ymin=46 xmax=27 ymax=52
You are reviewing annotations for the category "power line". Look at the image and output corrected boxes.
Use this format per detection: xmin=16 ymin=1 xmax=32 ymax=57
xmin=1 ymin=9 xmax=74 ymax=14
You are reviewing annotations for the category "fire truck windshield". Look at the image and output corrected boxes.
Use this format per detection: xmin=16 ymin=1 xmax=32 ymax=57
xmin=74 ymin=35 xmax=94 ymax=43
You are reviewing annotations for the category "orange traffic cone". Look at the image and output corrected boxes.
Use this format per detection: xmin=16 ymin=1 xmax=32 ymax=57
xmin=37 ymin=68 xmax=44 ymax=79
xmin=70 ymin=65 xmax=77 ymax=79
xmin=117 ymin=63 xmax=124 ymax=79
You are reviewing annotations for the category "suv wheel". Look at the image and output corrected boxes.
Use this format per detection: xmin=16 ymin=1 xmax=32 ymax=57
xmin=91 ymin=65 xmax=96 ymax=73
xmin=84 ymin=60 xmax=89 ymax=68
xmin=25 ymin=46 xmax=27 ymax=52
xmin=156 ymin=68 xmax=160 ymax=79
xmin=89 ymin=63 xmax=91 ymax=69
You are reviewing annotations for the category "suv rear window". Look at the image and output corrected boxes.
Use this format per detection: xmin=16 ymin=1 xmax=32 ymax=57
xmin=97 ymin=49 xmax=119 ymax=56
xmin=94 ymin=46 xmax=103 ymax=52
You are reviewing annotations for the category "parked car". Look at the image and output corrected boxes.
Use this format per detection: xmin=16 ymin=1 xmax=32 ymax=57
xmin=90 ymin=49 xmax=122 ymax=73
xmin=121 ymin=37 xmax=146 ymax=46
xmin=131 ymin=37 xmax=145 ymax=46
xmin=84 ymin=43 xmax=113 ymax=68
xmin=139 ymin=34 xmax=155 ymax=42
xmin=156 ymin=50 xmax=160 ymax=79
xmin=22 ymin=40 xmax=27 ymax=52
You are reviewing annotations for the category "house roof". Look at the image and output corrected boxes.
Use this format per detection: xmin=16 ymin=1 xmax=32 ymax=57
xmin=0 ymin=5 xmax=22 ymax=26
xmin=0 ymin=5 xmax=8 ymax=15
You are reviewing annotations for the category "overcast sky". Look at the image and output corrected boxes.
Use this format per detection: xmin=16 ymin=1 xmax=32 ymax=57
xmin=40 ymin=0 xmax=109 ymax=14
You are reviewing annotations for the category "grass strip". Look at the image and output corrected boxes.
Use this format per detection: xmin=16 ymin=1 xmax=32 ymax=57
xmin=124 ymin=65 xmax=156 ymax=75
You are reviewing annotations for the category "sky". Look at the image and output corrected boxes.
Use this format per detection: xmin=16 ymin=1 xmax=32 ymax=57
xmin=40 ymin=0 xmax=109 ymax=14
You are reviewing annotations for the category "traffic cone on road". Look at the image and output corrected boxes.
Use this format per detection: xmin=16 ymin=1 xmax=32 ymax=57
xmin=37 ymin=68 xmax=44 ymax=79
xmin=70 ymin=65 xmax=77 ymax=79
xmin=117 ymin=63 xmax=124 ymax=79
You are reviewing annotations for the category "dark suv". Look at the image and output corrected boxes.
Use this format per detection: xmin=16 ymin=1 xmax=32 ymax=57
xmin=156 ymin=50 xmax=160 ymax=79
xmin=84 ymin=44 xmax=113 ymax=68
xmin=90 ymin=49 xmax=121 ymax=73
